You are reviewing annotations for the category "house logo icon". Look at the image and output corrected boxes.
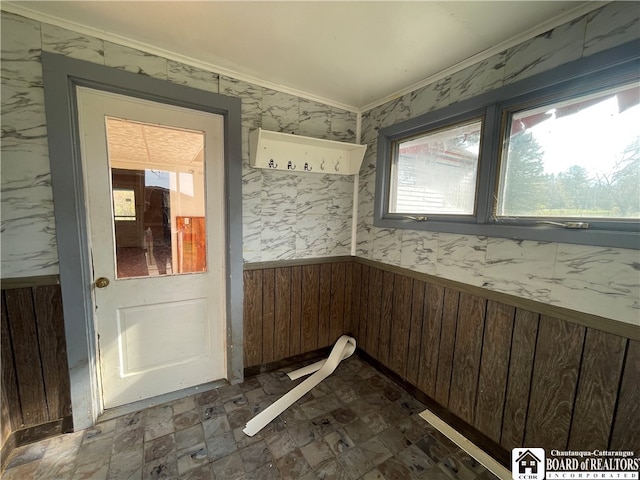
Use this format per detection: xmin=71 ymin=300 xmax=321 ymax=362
xmin=512 ymin=448 xmax=545 ymax=480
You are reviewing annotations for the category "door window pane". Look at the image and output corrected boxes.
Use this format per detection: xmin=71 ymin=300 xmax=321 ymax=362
xmin=390 ymin=119 xmax=482 ymax=215
xmin=106 ymin=117 xmax=207 ymax=278
xmin=497 ymin=83 xmax=640 ymax=219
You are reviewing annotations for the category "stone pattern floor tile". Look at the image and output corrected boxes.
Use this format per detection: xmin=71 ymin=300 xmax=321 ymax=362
xmin=2 ymin=355 xmax=501 ymax=479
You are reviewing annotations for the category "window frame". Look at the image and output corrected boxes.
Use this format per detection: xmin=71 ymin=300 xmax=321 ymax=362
xmin=374 ymin=40 xmax=640 ymax=250
xmin=384 ymin=107 xmax=491 ymax=224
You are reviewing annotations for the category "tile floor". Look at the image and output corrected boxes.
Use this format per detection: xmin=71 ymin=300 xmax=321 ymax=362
xmin=3 ymin=355 xmax=500 ymax=479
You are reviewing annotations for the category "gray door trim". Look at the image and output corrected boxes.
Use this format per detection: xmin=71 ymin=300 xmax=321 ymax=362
xmin=41 ymin=52 xmax=243 ymax=430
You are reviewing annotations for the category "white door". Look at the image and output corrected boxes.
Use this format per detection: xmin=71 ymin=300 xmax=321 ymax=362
xmin=76 ymin=87 xmax=227 ymax=410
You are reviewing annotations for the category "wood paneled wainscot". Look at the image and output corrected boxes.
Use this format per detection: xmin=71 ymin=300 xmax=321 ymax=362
xmin=1 ymin=278 xmax=72 ymax=469
xmin=243 ymin=257 xmax=640 ymax=464
xmin=243 ymin=259 xmax=356 ymax=369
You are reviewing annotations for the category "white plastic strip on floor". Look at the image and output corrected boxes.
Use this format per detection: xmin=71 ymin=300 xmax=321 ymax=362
xmin=243 ymin=335 xmax=357 ymax=437
xmin=286 ymin=339 xmax=356 ymax=381
xmin=286 ymin=360 xmax=325 ymax=381
xmin=419 ymin=408 xmax=511 ymax=480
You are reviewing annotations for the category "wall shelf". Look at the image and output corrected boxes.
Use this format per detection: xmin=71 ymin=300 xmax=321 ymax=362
xmin=249 ymin=128 xmax=366 ymax=175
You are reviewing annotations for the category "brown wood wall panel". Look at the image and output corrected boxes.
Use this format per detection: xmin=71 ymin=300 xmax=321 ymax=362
xmin=262 ymin=269 xmax=276 ymax=364
xmin=4 ymin=260 xmax=636 ymax=459
xmin=417 ymin=284 xmax=444 ymax=398
xmin=4 ymin=289 xmax=49 ymax=425
xmin=378 ymin=271 xmax=395 ymax=365
xmin=357 ymin=264 xmax=369 ymax=349
xmin=301 ymin=265 xmax=320 ymax=353
xmin=366 ymin=267 xmax=383 ymax=358
xmin=609 ymin=340 xmax=640 ymax=450
xmin=448 ymin=293 xmax=486 ymax=425
xmin=343 ymin=263 xmax=354 ymax=336
xmin=274 ymin=268 xmax=291 ymax=361
xmin=10 ymin=260 xmax=633 ymax=459
xmin=32 ymin=285 xmax=71 ymax=419
xmin=289 ymin=266 xmax=303 ymax=357
xmin=389 ymin=274 xmax=412 ymax=379
xmin=525 ymin=316 xmax=585 ymax=450
xmin=474 ymin=301 xmax=514 ymax=442
xmin=244 ymin=261 xmax=361 ymax=367
xmin=329 ymin=263 xmax=346 ymax=343
xmin=2 ymin=283 xmax=72 ymax=452
xmin=1 ymin=296 xmax=23 ymax=429
xmin=406 ymin=279 xmax=425 ymax=385
xmin=244 ymin=260 xmax=637 ymax=457
xmin=243 ymin=270 xmax=263 ymax=367
xmin=501 ymin=309 xmax=539 ymax=449
xmin=434 ymin=288 xmax=459 ymax=407
xmin=568 ymin=329 xmax=626 ymax=450
xmin=318 ymin=264 xmax=332 ymax=348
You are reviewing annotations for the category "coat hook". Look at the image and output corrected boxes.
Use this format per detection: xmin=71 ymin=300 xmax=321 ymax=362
xmin=304 ymin=162 xmax=312 ymax=171
xmin=320 ymin=159 xmax=325 ymax=171
xmin=335 ymin=160 xmax=340 ymax=172
xmin=288 ymin=161 xmax=296 ymax=170
xmin=268 ymin=159 xmax=278 ymax=169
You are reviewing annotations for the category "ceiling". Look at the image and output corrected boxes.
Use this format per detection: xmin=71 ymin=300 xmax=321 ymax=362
xmin=6 ymin=1 xmax=602 ymax=111
xmin=106 ymin=118 xmax=204 ymax=171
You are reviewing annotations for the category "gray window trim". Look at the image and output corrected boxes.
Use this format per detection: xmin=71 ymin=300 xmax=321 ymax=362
xmin=41 ymin=52 xmax=243 ymax=430
xmin=375 ymin=40 xmax=640 ymax=250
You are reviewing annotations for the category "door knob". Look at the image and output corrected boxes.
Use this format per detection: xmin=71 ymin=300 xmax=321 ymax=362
xmin=95 ymin=277 xmax=110 ymax=288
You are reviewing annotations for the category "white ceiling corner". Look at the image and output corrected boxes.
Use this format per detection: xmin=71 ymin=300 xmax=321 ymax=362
xmin=3 ymin=1 xmax=607 ymax=113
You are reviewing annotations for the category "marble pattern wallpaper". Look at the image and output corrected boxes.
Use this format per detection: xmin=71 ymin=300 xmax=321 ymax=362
xmin=2 ymin=3 xmax=639 ymax=326
xmin=357 ymin=1 xmax=640 ymax=326
xmin=0 ymin=11 xmax=358 ymax=275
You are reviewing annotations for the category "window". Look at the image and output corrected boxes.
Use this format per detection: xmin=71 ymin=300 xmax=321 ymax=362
xmin=113 ymin=188 xmax=136 ymax=221
xmin=497 ymin=83 xmax=639 ymax=221
xmin=375 ymin=40 xmax=639 ymax=249
xmin=391 ymin=119 xmax=482 ymax=216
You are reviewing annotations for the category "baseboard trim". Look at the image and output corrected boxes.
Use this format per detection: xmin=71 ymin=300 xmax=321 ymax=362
xmin=1 ymin=416 xmax=73 ymax=471
xmin=356 ymin=348 xmax=510 ymax=468
xmin=247 ymin=345 xmax=512 ymax=469
xmin=244 ymin=345 xmax=511 ymax=470
xmin=244 ymin=347 xmax=332 ymax=378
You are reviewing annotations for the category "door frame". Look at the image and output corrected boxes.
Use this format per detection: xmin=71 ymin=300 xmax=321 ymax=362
xmin=42 ymin=52 xmax=244 ymax=431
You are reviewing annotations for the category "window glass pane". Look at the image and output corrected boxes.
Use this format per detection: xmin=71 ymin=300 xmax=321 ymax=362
xmin=113 ymin=189 xmax=136 ymax=221
xmin=497 ymin=83 xmax=640 ymax=219
xmin=390 ymin=119 xmax=482 ymax=215
xmin=106 ymin=117 xmax=207 ymax=279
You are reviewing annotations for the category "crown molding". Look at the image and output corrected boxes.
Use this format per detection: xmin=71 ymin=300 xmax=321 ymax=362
xmin=1 ymin=1 xmax=360 ymax=113
xmin=358 ymin=1 xmax=609 ymax=113
xmin=2 ymin=1 xmax=609 ymax=114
